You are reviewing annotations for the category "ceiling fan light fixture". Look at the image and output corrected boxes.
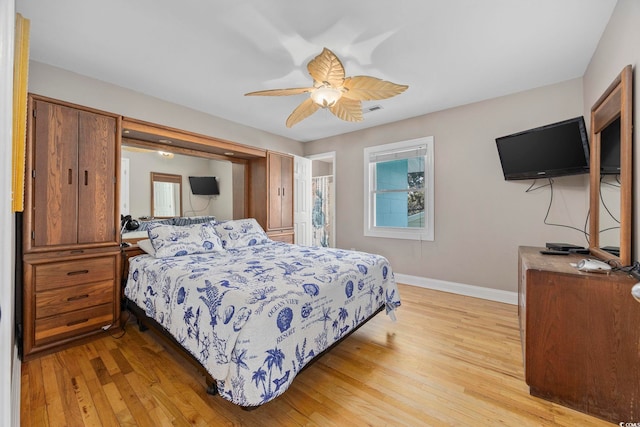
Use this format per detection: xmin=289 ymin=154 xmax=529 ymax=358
xmin=310 ymin=86 xmax=342 ymax=107
xmin=246 ymin=48 xmax=408 ymax=127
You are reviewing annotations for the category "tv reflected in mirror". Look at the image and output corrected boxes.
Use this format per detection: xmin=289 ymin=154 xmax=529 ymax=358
xmin=600 ymin=116 xmax=621 ymax=175
xmin=189 ymin=176 xmax=220 ymax=195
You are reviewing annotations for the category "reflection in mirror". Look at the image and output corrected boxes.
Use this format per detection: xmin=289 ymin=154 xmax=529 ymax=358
xmin=151 ymin=172 xmax=182 ymax=218
xmin=589 ymin=65 xmax=632 ymax=266
xmin=121 ymin=145 xmax=238 ymax=220
xmin=598 ymin=118 xmax=621 ymax=249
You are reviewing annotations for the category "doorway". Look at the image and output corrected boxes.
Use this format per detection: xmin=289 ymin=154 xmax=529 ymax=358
xmin=308 ymin=152 xmax=336 ymax=248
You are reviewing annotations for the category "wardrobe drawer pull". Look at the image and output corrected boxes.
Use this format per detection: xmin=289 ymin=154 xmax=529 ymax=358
xmin=66 ymin=318 xmax=88 ymax=327
xmin=67 ymin=269 xmax=89 ymax=276
xmin=67 ymin=294 xmax=89 ymax=302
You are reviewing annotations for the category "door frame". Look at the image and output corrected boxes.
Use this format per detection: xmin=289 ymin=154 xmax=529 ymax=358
xmin=307 ymin=151 xmax=336 ymax=248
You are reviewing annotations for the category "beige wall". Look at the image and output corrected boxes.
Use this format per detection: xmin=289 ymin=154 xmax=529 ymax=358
xmin=305 ymin=79 xmax=587 ymax=292
xmin=27 ymin=61 xmax=304 ymax=156
xmin=583 ymin=0 xmax=640 ymax=262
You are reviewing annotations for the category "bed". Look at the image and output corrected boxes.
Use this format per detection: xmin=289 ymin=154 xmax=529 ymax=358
xmin=123 ymin=218 xmax=401 ymax=407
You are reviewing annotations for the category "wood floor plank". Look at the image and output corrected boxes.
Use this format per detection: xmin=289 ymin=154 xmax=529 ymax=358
xmin=111 ymin=371 xmax=158 ymax=427
xmin=39 ymin=354 xmax=70 ymax=425
xmin=92 ymin=339 xmax=122 ymax=376
xmin=81 ymin=377 xmax=122 ymax=427
xmin=101 ymin=381 xmax=137 ymax=426
xmin=67 ymin=346 xmax=123 ymax=427
xmin=21 ymin=284 xmax=616 ymax=426
xmin=55 ymin=348 xmax=99 ymax=426
xmin=67 ymin=374 xmax=104 ymax=427
xmin=27 ymin=356 xmax=50 ymax=426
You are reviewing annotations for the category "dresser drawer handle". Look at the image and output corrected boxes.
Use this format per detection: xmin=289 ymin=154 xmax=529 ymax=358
xmin=67 ymin=270 xmax=89 ymax=276
xmin=66 ymin=318 xmax=88 ymax=327
xmin=67 ymin=294 xmax=89 ymax=302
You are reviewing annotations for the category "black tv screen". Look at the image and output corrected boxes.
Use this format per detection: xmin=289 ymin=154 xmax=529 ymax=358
xmin=600 ymin=117 xmax=621 ymax=175
xmin=188 ymin=176 xmax=220 ymax=195
xmin=495 ymin=116 xmax=590 ymax=180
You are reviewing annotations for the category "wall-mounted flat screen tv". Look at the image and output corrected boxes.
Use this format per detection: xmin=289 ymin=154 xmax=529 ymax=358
xmin=495 ymin=116 xmax=590 ymax=181
xmin=188 ymin=176 xmax=220 ymax=195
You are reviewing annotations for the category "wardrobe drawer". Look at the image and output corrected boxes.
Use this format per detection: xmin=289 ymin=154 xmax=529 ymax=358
xmin=35 ymin=280 xmax=113 ymax=319
xmin=34 ymin=303 xmax=113 ymax=346
xmin=34 ymin=257 xmax=115 ymax=291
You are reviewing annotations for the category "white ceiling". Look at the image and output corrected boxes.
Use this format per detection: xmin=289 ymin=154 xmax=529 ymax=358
xmin=17 ymin=0 xmax=617 ymax=143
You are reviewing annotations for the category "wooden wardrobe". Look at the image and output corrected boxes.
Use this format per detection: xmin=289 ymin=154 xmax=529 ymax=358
xmin=249 ymin=151 xmax=294 ymax=243
xmin=20 ymin=95 xmax=122 ymax=360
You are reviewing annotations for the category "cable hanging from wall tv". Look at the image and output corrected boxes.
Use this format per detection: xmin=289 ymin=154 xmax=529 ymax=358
xmin=525 ymin=178 xmax=590 ymax=244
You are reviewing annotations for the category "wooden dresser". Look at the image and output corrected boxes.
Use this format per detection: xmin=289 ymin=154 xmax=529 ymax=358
xmin=518 ymin=246 xmax=640 ymax=423
xmin=21 ymin=95 xmax=122 ymax=360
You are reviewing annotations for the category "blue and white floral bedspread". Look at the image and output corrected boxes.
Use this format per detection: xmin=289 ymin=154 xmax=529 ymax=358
xmin=125 ymin=241 xmax=401 ymax=407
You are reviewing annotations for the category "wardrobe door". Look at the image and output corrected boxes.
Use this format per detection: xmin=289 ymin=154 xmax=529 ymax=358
xmin=32 ymin=100 xmax=79 ymax=247
xmin=279 ymin=154 xmax=294 ymax=229
xmin=268 ymin=152 xmax=284 ymax=230
xmin=77 ymin=110 xmax=117 ymax=244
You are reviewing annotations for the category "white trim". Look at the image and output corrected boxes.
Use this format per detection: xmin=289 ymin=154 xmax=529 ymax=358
xmin=364 ymin=137 xmax=434 ymax=241
xmin=395 ymin=273 xmax=518 ymax=305
xmin=11 ymin=346 xmax=20 ymax=427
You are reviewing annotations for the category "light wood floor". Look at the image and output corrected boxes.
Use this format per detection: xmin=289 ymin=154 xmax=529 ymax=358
xmin=21 ymin=284 xmax=614 ymax=426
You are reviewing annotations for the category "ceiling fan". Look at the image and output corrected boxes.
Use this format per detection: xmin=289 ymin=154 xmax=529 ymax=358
xmin=245 ymin=48 xmax=408 ymax=128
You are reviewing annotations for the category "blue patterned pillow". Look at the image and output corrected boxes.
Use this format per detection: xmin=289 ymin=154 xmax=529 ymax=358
xmin=214 ymin=218 xmax=269 ymax=248
xmin=147 ymin=221 xmax=225 ymax=258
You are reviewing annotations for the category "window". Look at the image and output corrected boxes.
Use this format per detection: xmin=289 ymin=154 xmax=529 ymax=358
xmin=364 ymin=137 xmax=434 ymax=241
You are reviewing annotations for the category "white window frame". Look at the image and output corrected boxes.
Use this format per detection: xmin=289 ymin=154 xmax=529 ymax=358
xmin=363 ymin=136 xmax=434 ymax=241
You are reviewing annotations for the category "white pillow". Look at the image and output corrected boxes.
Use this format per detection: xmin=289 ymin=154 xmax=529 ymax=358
xmin=136 ymin=239 xmax=156 ymax=256
xmin=214 ymin=218 xmax=269 ymax=249
xmin=147 ymin=221 xmax=225 ymax=258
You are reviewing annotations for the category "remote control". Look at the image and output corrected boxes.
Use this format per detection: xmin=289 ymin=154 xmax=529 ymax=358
xmin=539 ymin=250 xmax=570 ymax=255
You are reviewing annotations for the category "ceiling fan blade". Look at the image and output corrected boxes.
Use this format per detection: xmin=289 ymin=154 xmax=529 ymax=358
xmin=245 ymin=87 xmax=313 ymax=97
xmin=342 ymin=76 xmax=408 ymax=101
xmin=307 ymin=48 xmax=345 ymax=88
xmin=329 ymin=97 xmax=363 ymax=123
xmin=286 ymin=98 xmax=321 ymax=128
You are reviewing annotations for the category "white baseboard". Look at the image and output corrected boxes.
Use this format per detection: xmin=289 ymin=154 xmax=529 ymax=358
xmin=12 ymin=345 xmax=20 ymax=427
xmin=394 ymin=273 xmax=518 ymax=305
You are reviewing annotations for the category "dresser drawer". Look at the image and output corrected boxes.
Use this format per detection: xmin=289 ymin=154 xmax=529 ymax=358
xmin=35 ymin=280 xmax=113 ymax=319
xmin=267 ymin=230 xmax=294 ymax=243
xmin=34 ymin=257 xmax=115 ymax=291
xmin=34 ymin=303 xmax=113 ymax=346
